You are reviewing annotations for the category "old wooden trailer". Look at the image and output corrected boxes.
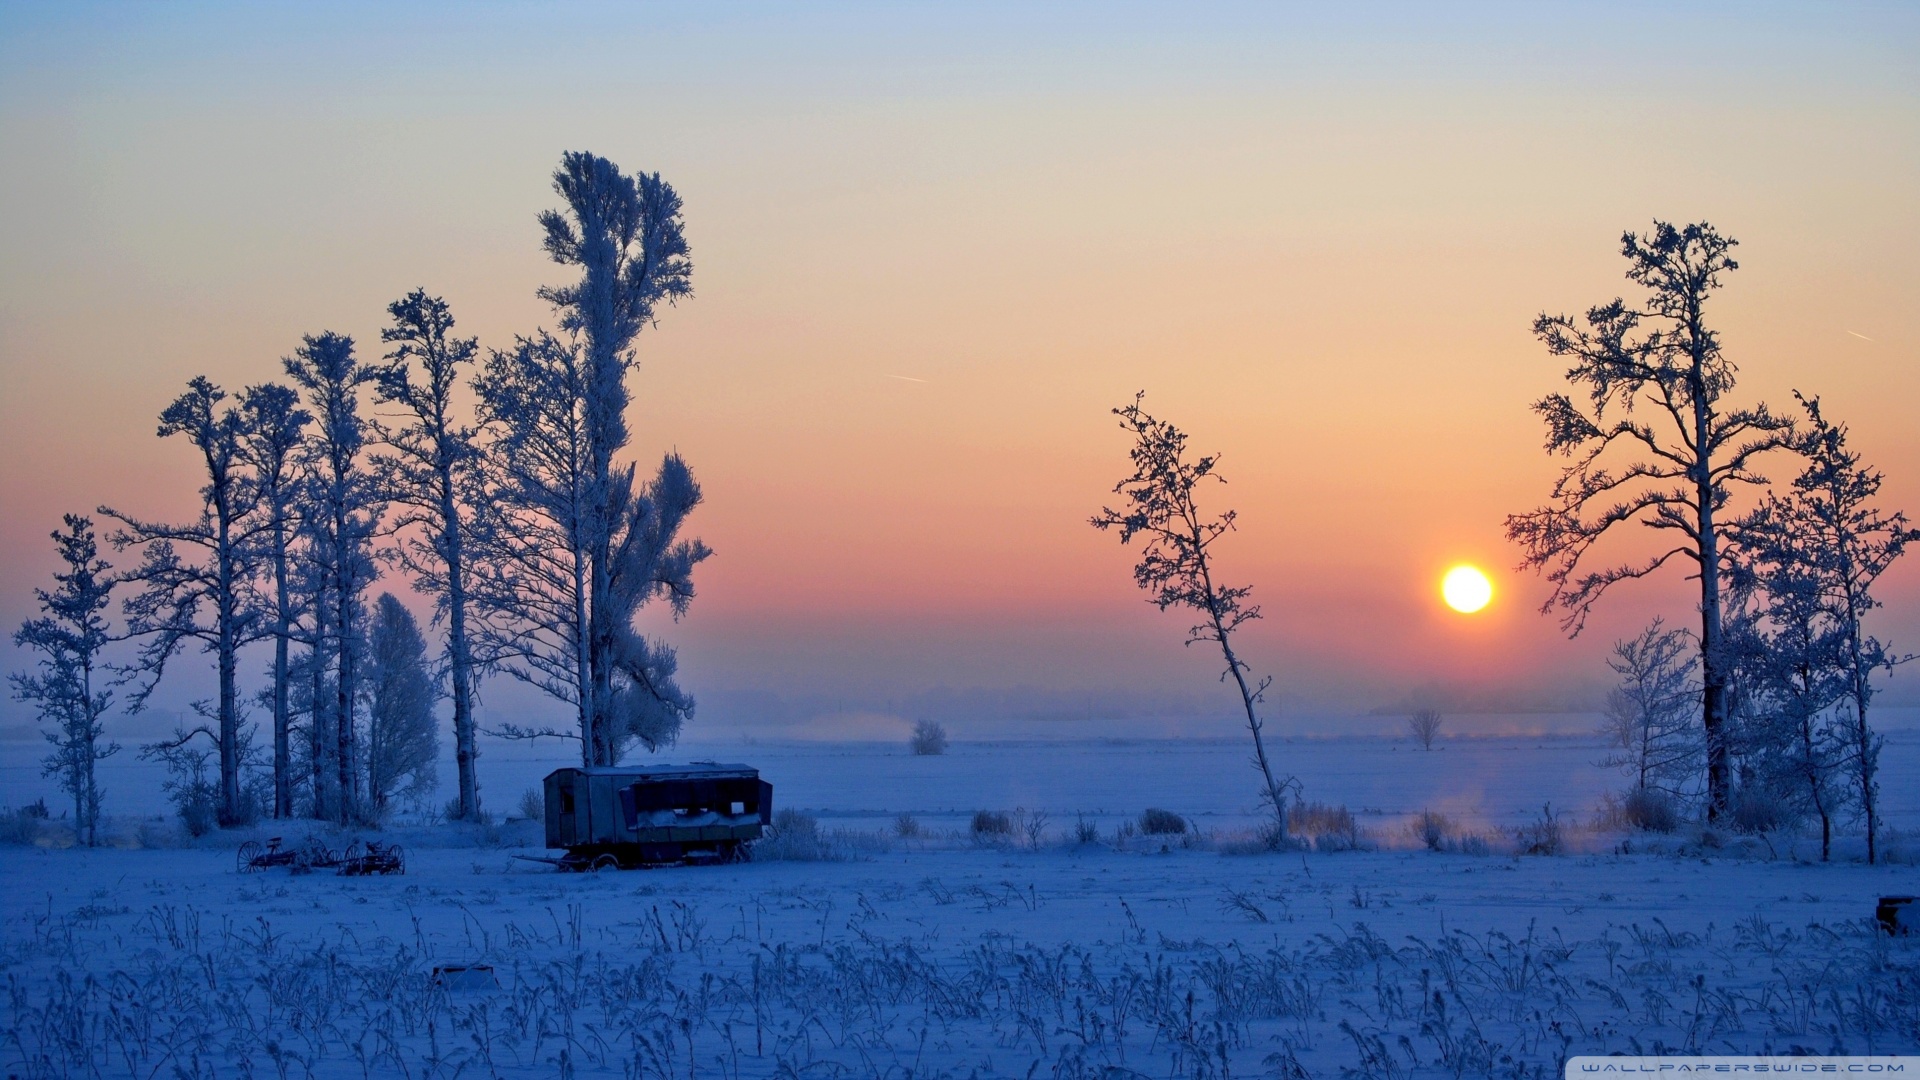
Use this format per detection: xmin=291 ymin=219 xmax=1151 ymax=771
xmin=542 ymin=763 xmax=771 ymax=869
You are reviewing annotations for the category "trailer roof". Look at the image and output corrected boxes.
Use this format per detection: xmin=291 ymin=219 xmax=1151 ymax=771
xmin=546 ymin=762 xmax=759 ymax=781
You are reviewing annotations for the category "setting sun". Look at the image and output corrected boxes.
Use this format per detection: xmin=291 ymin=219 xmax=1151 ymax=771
xmin=1441 ymin=565 xmax=1493 ymax=614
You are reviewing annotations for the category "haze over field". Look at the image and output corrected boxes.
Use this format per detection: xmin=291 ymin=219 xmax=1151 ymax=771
xmin=2 ymin=2 xmax=1916 ymax=740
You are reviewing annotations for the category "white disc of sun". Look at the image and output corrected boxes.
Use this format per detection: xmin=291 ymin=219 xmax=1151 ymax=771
xmin=1441 ymin=565 xmax=1492 ymax=613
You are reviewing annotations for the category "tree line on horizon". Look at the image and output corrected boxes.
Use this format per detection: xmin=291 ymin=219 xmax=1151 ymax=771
xmin=10 ymin=151 xmax=711 ymax=842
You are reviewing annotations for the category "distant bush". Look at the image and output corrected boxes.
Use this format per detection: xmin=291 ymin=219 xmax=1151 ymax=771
xmin=518 ymin=787 xmax=544 ymax=822
xmin=1139 ymin=808 xmax=1187 ymax=835
xmin=1015 ymin=808 xmax=1050 ymax=849
xmin=909 ymin=720 xmax=948 ymax=756
xmin=1289 ymin=801 xmax=1363 ymax=851
xmin=971 ymin=810 xmax=1013 ymax=838
xmin=1074 ymin=814 xmax=1099 ymax=845
xmin=1411 ymin=810 xmax=1454 ymax=851
xmin=894 ymin=812 xmax=921 ymax=838
xmin=1594 ymin=788 xmax=1682 ymax=834
xmin=21 ymin=798 xmax=49 ymax=819
xmin=0 ymin=806 xmax=43 ymax=846
xmin=754 ymin=809 xmax=839 ymax=862
xmin=1513 ymin=802 xmax=1566 ymax=855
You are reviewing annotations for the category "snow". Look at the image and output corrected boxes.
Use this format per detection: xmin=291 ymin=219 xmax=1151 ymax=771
xmin=4 ymin=730 xmax=1919 ymax=1076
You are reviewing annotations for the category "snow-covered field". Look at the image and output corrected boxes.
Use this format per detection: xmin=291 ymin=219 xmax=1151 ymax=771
xmin=5 ymin=729 xmax=1919 ymax=1077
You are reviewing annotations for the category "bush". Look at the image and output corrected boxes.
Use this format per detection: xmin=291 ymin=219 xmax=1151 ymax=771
xmin=753 ymin=809 xmax=838 ymax=861
xmin=1139 ymin=808 xmax=1187 ymax=835
xmin=971 ymin=810 xmax=1013 ymax=838
xmin=1411 ymin=810 xmax=1454 ymax=851
xmin=1289 ymin=801 xmax=1363 ymax=851
xmin=894 ymin=812 xmax=921 ymax=838
xmin=1626 ymin=788 xmax=1681 ymax=833
xmin=1074 ymin=814 xmax=1099 ymax=845
xmin=1513 ymin=802 xmax=1566 ymax=855
xmin=0 ymin=806 xmax=43 ymax=846
xmin=909 ymin=719 xmax=948 ymax=756
xmin=518 ymin=787 xmax=544 ymax=822
xmin=1728 ymin=786 xmax=1789 ymax=834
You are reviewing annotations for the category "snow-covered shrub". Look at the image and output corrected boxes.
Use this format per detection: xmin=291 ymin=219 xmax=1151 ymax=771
xmin=1074 ymin=814 xmax=1099 ymax=844
xmin=0 ymin=804 xmax=44 ymax=845
xmin=894 ymin=812 xmax=921 ymax=838
xmin=517 ymin=787 xmax=543 ymax=822
xmin=1512 ymin=802 xmax=1566 ymax=855
xmin=1410 ymin=810 xmax=1454 ymax=851
xmin=1728 ymin=784 xmax=1790 ymax=834
xmin=753 ymin=809 xmax=841 ymax=861
xmin=1139 ymin=808 xmax=1187 ymax=835
xmin=909 ymin=719 xmax=948 ymax=756
xmin=1290 ymin=801 xmax=1364 ymax=851
xmin=971 ymin=810 xmax=1013 ymax=838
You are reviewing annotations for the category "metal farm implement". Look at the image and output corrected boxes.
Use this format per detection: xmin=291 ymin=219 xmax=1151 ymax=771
xmin=237 ymin=836 xmax=404 ymax=875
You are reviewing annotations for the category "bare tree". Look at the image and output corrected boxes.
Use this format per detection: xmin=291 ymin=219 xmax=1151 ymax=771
xmin=363 ymin=593 xmax=438 ymax=818
xmin=1772 ymin=396 xmax=1913 ymax=863
xmin=103 ymin=377 xmax=263 ymax=827
xmin=237 ymin=382 xmax=309 ymax=818
xmin=11 ymin=516 xmax=120 ymax=846
xmin=1092 ymin=393 xmax=1291 ymax=842
xmin=1598 ymin=619 xmax=1701 ymax=805
xmin=1406 ymin=709 xmax=1443 ymax=750
xmin=372 ymin=288 xmax=484 ymax=819
xmin=1505 ymin=222 xmax=1798 ymax=820
xmin=285 ymin=332 xmax=382 ymax=824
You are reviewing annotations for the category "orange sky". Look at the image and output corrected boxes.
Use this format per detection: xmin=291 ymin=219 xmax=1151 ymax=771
xmin=2 ymin=4 xmax=1916 ymax=732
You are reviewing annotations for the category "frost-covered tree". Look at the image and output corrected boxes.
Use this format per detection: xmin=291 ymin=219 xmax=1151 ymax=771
xmin=471 ymin=332 xmax=708 ymax=763
xmin=286 ymin=332 xmax=382 ymax=824
xmin=363 ymin=593 xmax=438 ymax=818
xmin=1769 ymin=395 xmax=1913 ymax=863
xmin=1092 ymin=393 xmax=1291 ymax=842
xmin=1598 ymin=619 xmax=1700 ymax=808
xmin=103 ymin=377 xmax=263 ymax=827
xmin=372 ymin=288 xmax=484 ymax=819
xmin=11 ymin=516 xmax=119 ymax=846
xmin=537 ymin=151 xmax=694 ymax=760
xmin=1505 ymin=222 xmax=1798 ymax=821
xmin=237 ymin=382 xmax=310 ymax=818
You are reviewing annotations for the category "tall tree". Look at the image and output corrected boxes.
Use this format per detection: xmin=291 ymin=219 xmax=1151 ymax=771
xmin=237 ymin=382 xmax=310 ymax=818
xmin=1772 ymin=395 xmax=1913 ymax=863
xmin=103 ymin=377 xmax=262 ymax=827
xmin=1092 ymin=393 xmax=1291 ymax=843
xmin=11 ymin=516 xmax=119 ymax=846
xmin=471 ymin=333 xmax=708 ymax=762
xmin=363 ymin=593 xmax=439 ymax=818
xmin=536 ymin=151 xmax=693 ymax=761
xmin=1504 ymin=222 xmax=1798 ymax=820
xmin=285 ymin=332 xmax=382 ymax=824
xmin=372 ymin=288 xmax=484 ymax=819
xmin=472 ymin=332 xmax=594 ymax=757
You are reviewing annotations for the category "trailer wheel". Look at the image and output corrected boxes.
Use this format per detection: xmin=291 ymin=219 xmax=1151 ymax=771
xmin=237 ymin=841 xmax=264 ymax=873
xmin=591 ymin=853 xmax=619 ymax=872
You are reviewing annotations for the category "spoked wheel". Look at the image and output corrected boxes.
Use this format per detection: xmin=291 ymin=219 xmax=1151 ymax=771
xmin=298 ymin=839 xmax=333 ymax=869
xmin=237 ymin=841 xmax=264 ymax=873
xmin=388 ymin=846 xmax=406 ymax=875
xmin=590 ymin=853 xmax=620 ymax=872
xmin=341 ymin=839 xmax=366 ymax=863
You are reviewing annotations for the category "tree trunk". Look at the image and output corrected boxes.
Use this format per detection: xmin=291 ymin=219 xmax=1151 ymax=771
xmin=335 ymin=539 xmax=355 ymax=825
xmin=271 ymin=514 xmax=292 ymax=819
xmin=441 ymin=462 xmax=478 ymax=819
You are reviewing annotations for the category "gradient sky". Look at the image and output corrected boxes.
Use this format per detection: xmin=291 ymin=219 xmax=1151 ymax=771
xmin=2 ymin=2 xmax=1916 ymax=737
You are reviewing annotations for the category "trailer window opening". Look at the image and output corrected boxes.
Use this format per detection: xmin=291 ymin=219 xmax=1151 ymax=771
xmin=731 ymin=801 xmax=744 ymax=815
xmin=559 ymin=788 xmax=574 ymax=814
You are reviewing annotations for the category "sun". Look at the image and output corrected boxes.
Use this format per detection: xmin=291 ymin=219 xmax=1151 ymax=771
xmin=1441 ymin=565 xmax=1493 ymax=614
